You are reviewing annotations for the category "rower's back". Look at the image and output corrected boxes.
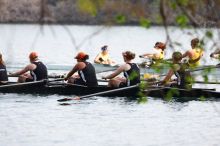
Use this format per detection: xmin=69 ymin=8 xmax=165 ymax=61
xmin=123 ymin=63 xmax=140 ymax=86
xmin=78 ymin=61 xmax=98 ymax=87
xmin=173 ymin=63 xmax=192 ymax=89
xmin=31 ymin=61 xmax=48 ymax=81
xmin=0 ymin=54 xmax=8 ymax=83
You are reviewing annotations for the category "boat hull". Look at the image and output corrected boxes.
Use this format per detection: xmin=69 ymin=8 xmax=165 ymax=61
xmin=0 ymin=82 xmax=219 ymax=101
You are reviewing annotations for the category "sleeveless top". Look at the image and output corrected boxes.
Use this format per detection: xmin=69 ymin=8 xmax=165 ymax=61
xmin=30 ymin=61 xmax=48 ymax=81
xmin=188 ymin=48 xmax=203 ymax=68
xmin=78 ymin=61 xmax=98 ymax=87
xmin=0 ymin=64 xmax=8 ymax=81
xmin=98 ymin=53 xmax=110 ymax=63
xmin=173 ymin=63 xmax=192 ymax=89
xmin=123 ymin=63 xmax=140 ymax=86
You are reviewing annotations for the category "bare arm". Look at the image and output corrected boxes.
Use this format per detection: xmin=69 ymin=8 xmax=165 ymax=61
xmin=182 ymin=51 xmax=190 ymax=58
xmin=103 ymin=64 xmax=126 ymax=79
xmin=161 ymin=69 xmax=174 ymax=84
xmin=10 ymin=64 xmax=34 ymax=76
xmin=94 ymin=54 xmax=102 ymax=64
xmin=65 ymin=62 xmax=85 ymax=80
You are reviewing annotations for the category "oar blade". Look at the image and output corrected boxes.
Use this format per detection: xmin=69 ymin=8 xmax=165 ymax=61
xmin=57 ymin=98 xmax=73 ymax=102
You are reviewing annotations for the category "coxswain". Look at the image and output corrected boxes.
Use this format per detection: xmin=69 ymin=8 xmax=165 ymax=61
xmin=65 ymin=52 xmax=98 ymax=87
xmin=139 ymin=42 xmax=166 ymax=66
xmin=10 ymin=52 xmax=48 ymax=82
xmin=182 ymin=38 xmax=204 ymax=68
xmin=0 ymin=53 xmax=8 ymax=84
xmin=102 ymin=51 xmax=140 ymax=88
xmin=210 ymin=48 xmax=220 ymax=66
xmin=94 ymin=45 xmax=115 ymax=65
xmin=161 ymin=52 xmax=192 ymax=89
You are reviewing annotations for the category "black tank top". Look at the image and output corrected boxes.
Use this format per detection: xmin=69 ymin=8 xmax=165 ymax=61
xmin=123 ymin=63 xmax=140 ymax=86
xmin=78 ymin=62 xmax=98 ymax=87
xmin=174 ymin=63 xmax=192 ymax=89
xmin=30 ymin=61 xmax=48 ymax=81
xmin=0 ymin=64 xmax=8 ymax=81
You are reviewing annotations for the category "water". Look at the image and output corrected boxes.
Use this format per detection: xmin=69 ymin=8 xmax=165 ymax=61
xmin=0 ymin=24 xmax=220 ymax=146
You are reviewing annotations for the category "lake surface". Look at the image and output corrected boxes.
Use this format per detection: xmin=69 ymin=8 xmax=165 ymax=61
xmin=0 ymin=24 xmax=220 ymax=146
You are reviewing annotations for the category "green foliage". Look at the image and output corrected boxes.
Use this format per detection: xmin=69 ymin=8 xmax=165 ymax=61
xmin=176 ymin=0 xmax=189 ymax=6
xmin=175 ymin=15 xmax=189 ymax=28
xmin=199 ymin=96 xmax=206 ymax=101
xmin=137 ymin=96 xmax=148 ymax=104
xmin=115 ymin=15 xmax=126 ymax=24
xmin=77 ymin=0 xmax=105 ymax=16
xmin=165 ymin=88 xmax=180 ymax=101
xmin=205 ymin=30 xmax=213 ymax=39
xmin=139 ymin=18 xmax=151 ymax=29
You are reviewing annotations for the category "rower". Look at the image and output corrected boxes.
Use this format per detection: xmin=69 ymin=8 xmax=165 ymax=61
xmin=210 ymin=48 xmax=220 ymax=66
xmin=10 ymin=52 xmax=48 ymax=83
xmin=64 ymin=52 xmax=98 ymax=87
xmin=161 ymin=52 xmax=192 ymax=89
xmin=102 ymin=51 xmax=140 ymax=88
xmin=94 ymin=45 xmax=115 ymax=65
xmin=210 ymin=48 xmax=220 ymax=59
xmin=139 ymin=42 xmax=166 ymax=66
xmin=0 ymin=53 xmax=8 ymax=85
xmin=182 ymin=38 xmax=204 ymax=68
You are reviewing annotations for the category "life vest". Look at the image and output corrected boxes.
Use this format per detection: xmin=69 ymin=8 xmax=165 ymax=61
xmin=152 ymin=50 xmax=164 ymax=62
xmin=30 ymin=61 xmax=48 ymax=81
xmin=98 ymin=53 xmax=110 ymax=62
xmin=78 ymin=61 xmax=98 ymax=87
xmin=123 ymin=63 xmax=140 ymax=86
xmin=188 ymin=48 xmax=203 ymax=68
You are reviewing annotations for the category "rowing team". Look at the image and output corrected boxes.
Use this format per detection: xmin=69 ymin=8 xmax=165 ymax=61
xmin=0 ymin=38 xmax=219 ymax=89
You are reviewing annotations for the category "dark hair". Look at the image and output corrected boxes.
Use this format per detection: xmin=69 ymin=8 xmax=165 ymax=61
xmin=155 ymin=42 xmax=166 ymax=50
xmin=0 ymin=53 xmax=5 ymax=65
xmin=82 ymin=55 xmax=89 ymax=61
xmin=172 ymin=52 xmax=182 ymax=61
xmin=191 ymin=38 xmax=199 ymax=44
xmin=101 ymin=45 xmax=108 ymax=51
xmin=123 ymin=51 xmax=135 ymax=60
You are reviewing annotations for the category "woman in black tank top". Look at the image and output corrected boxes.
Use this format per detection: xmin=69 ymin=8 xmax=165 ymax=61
xmin=65 ymin=52 xmax=98 ymax=87
xmin=102 ymin=51 xmax=140 ymax=88
xmin=161 ymin=52 xmax=192 ymax=89
xmin=0 ymin=53 xmax=8 ymax=84
xmin=10 ymin=52 xmax=48 ymax=83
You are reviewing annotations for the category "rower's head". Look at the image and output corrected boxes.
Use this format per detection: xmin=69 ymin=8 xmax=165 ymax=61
xmin=75 ymin=52 xmax=89 ymax=62
xmin=101 ymin=45 xmax=108 ymax=55
xmin=154 ymin=42 xmax=166 ymax=51
xmin=29 ymin=52 xmax=38 ymax=62
xmin=0 ymin=53 xmax=4 ymax=65
xmin=122 ymin=51 xmax=135 ymax=62
xmin=172 ymin=51 xmax=182 ymax=63
xmin=191 ymin=38 xmax=199 ymax=48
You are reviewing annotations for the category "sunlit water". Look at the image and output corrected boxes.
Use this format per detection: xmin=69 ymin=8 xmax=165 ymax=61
xmin=0 ymin=24 xmax=220 ymax=146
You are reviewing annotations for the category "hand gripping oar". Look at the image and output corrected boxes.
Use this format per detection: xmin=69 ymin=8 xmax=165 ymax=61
xmin=57 ymin=84 xmax=139 ymax=102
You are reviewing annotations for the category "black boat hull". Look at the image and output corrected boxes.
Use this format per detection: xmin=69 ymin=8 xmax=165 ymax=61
xmin=0 ymin=82 xmax=219 ymax=101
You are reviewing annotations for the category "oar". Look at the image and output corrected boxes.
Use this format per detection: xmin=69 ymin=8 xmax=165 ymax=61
xmin=0 ymin=78 xmax=64 ymax=89
xmin=189 ymin=65 xmax=219 ymax=72
xmin=194 ymin=81 xmax=220 ymax=84
xmin=57 ymin=84 xmax=139 ymax=102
